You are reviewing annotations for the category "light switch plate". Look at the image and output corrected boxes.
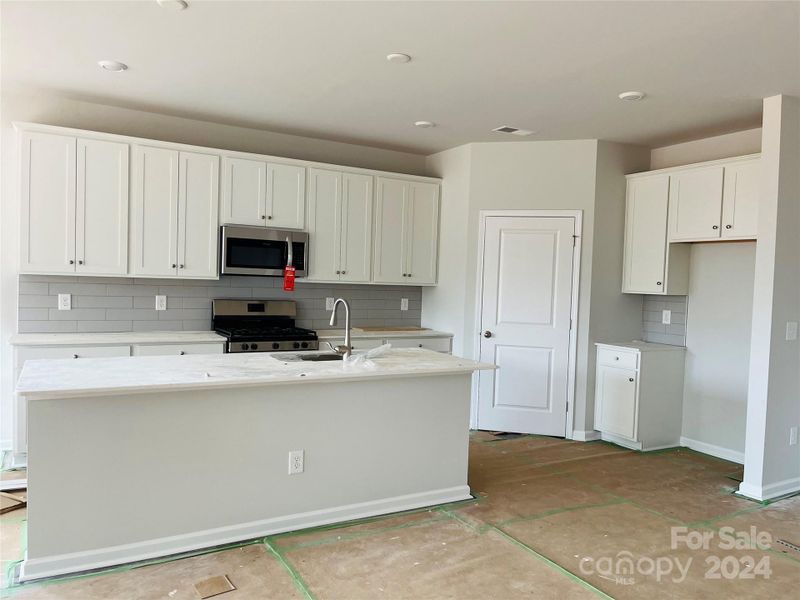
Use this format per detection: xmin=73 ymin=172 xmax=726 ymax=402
xmin=58 ymin=293 xmax=71 ymax=311
xmin=661 ymin=310 xmax=671 ymax=325
xmin=401 ymin=298 xmax=409 ymax=311
xmin=325 ymin=297 xmax=335 ymax=311
xmin=786 ymin=321 xmax=798 ymax=341
xmin=155 ymin=295 xmax=167 ymax=311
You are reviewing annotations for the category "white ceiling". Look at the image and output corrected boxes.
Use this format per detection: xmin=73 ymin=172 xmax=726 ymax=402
xmin=2 ymin=1 xmax=798 ymax=154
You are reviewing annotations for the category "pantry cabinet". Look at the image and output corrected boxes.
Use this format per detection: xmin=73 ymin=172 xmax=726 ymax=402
xmin=131 ymin=146 xmax=219 ymax=279
xmin=373 ymin=177 xmax=439 ymax=285
xmin=20 ymin=132 xmax=129 ymax=275
xmin=594 ymin=342 xmax=685 ymax=451
xmin=306 ymin=168 xmax=374 ymax=283
xmin=221 ymin=157 xmax=305 ymax=229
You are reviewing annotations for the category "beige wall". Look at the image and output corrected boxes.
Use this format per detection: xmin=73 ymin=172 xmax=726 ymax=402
xmin=0 ymin=91 xmax=429 ymax=449
xmin=650 ymin=128 xmax=761 ymax=169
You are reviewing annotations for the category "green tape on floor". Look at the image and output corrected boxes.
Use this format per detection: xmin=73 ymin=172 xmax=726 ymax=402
xmin=264 ymin=538 xmax=316 ymax=600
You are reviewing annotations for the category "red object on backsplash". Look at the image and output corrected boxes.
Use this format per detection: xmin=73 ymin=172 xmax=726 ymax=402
xmin=283 ymin=266 xmax=296 ymax=291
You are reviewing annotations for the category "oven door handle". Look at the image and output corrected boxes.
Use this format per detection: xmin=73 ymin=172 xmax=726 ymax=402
xmin=286 ymin=235 xmax=293 ymax=268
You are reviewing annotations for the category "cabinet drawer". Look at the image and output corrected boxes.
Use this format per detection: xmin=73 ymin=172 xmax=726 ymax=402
xmin=597 ymin=348 xmax=638 ymax=370
xmin=389 ymin=337 xmax=452 ymax=353
xmin=131 ymin=343 xmax=224 ymax=356
xmin=17 ymin=345 xmax=130 ymax=363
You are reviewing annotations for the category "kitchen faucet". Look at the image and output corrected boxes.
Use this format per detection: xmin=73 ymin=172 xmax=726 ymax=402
xmin=327 ymin=298 xmax=352 ymax=359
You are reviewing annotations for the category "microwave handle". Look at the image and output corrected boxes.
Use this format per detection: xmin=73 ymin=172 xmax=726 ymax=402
xmin=286 ymin=236 xmax=293 ymax=267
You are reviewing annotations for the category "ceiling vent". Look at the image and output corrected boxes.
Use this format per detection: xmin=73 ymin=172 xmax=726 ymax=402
xmin=492 ymin=126 xmax=535 ymax=136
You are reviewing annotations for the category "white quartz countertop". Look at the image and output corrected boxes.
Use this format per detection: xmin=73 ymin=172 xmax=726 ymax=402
xmin=595 ymin=340 xmax=686 ymax=352
xmin=16 ymin=348 xmax=494 ymax=400
xmin=316 ymin=328 xmax=452 ymax=339
xmin=9 ymin=331 xmax=226 ymax=347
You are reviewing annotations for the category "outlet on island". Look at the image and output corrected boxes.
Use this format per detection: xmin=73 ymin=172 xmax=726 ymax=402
xmin=288 ymin=450 xmax=304 ymax=475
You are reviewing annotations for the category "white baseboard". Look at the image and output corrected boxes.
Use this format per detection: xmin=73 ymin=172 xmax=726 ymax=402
xmin=738 ymin=477 xmax=800 ymax=502
xmin=600 ymin=432 xmax=642 ymax=450
xmin=0 ymin=478 xmax=27 ymax=491
xmin=571 ymin=429 xmax=600 ymax=442
xmin=20 ymin=485 xmax=471 ymax=582
xmin=679 ymin=437 xmax=744 ymax=465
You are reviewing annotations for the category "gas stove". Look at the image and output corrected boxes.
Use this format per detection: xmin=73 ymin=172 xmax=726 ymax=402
xmin=212 ymin=299 xmax=319 ymax=353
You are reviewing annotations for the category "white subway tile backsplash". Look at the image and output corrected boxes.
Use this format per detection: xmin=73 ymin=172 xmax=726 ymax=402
xmin=641 ymin=294 xmax=687 ymax=346
xmin=17 ymin=275 xmax=423 ymax=334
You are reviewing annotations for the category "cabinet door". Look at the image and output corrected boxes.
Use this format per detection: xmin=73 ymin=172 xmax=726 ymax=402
xmin=178 ymin=152 xmax=220 ymax=279
xmin=668 ymin=166 xmax=724 ymax=241
xmin=373 ymin=177 xmax=410 ymax=283
xmin=306 ymin=168 xmax=342 ymax=281
xmin=19 ymin=131 xmax=77 ymax=273
xmin=221 ymin=157 xmax=266 ymax=226
xmin=267 ymin=163 xmax=305 ymax=229
xmin=721 ymin=160 xmax=759 ymax=239
xmin=406 ymin=182 xmax=439 ymax=284
xmin=623 ymin=175 xmax=669 ymax=293
xmin=76 ymin=139 xmax=129 ymax=275
xmin=340 ymin=173 xmax=373 ymax=283
xmin=596 ymin=365 xmax=638 ymax=440
xmin=131 ymin=145 xmax=179 ymax=277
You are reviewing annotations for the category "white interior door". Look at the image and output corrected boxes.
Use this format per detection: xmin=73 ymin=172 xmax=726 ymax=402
xmin=477 ymin=216 xmax=576 ymax=436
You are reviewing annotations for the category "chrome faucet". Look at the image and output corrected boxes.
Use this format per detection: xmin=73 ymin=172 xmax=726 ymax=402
xmin=327 ymin=298 xmax=352 ymax=359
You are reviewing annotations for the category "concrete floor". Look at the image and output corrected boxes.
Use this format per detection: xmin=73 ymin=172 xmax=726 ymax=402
xmin=2 ymin=433 xmax=799 ymax=599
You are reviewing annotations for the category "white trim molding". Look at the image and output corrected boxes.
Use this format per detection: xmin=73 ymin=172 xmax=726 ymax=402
xmin=21 ymin=485 xmax=471 ymax=582
xmin=738 ymin=477 xmax=800 ymax=502
xmin=571 ymin=429 xmax=600 ymax=442
xmin=680 ymin=436 xmax=744 ymax=465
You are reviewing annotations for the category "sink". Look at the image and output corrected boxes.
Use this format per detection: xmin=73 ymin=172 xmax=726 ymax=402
xmin=299 ymin=354 xmax=343 ymax=362
xmin=272 ymin=352 xmax=344 ymax=362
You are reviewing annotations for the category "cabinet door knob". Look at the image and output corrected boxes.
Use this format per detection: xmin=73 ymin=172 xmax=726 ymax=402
xmin=483 ymin=331 xmax=493 ymax=338
xmin=336 ymin=270 xmax=341 ymax=274
xmin=267 ymin=215 xmax=273 ymax=220
xmin=341 ymin=270 xmax=346 ymax=275
xmin=69 ymin=260 xmax=74 ymax=265
xmin=725 ymin=225 xmax=732 ymax=229
xmin=615 ymin=356 xmax=620 ymax=361
xmin=78 ymin=260 xmax=83 ymax=265
xmin=179 ymin=264 xmax=185 ymax=269
xmin=172 ymin=264 xmax=177 ymax=268
xmin=712 ymin=225 xmax=719 ymax=230
xmin=261 ymin=215 xmax=266 ymax=220
xmin=179 ymin=351 xmax=186 ymax=355
xmin=73 ymin=354 xmax=79 ymax=359
xmin=629 ymin=378 xmax=635 ymax=382
xmin=656 ymin=281 xmax=662 ymax=286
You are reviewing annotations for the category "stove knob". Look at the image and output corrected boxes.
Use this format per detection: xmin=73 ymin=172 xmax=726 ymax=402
xmin=241 ymin=343 xmax=249 ymax=351
xmin=293 ymin=342 xmax=301 ymax=349
xmin=250 ymin=343 xmax=258 ymax=350
xmin=272 ymin=342 xmax=280 ymax=350
xmin=301 ymin=342 xmax=309 ymax=349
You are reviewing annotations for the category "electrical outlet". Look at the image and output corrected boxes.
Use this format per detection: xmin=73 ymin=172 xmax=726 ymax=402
xmin=288 ymin=450 xmax=304 ymax=475
xmin=155 ymin=295 xmax=167 ymax=311
xmin=786 ymin=321 xmax=798 ymax=341
xmin=790 ymin=427 xmax=798 ymax=446
xmin=325 ymin=297 xmax=335 ymax=311
xmin=401 ymin=298 xmax=409 ymax=311
xmin=57 ymin=293 xmax=71 ymax=311
xmin=661 ymin=310 xmax=671 ymax=325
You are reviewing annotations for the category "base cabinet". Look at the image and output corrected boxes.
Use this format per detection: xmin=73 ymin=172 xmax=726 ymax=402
xmin=594 ymin=343 xmax=685 ymax=451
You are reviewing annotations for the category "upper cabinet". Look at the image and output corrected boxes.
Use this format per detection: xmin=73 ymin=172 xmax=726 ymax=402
xmin=623 ymin=155 xmax=759 ymax=295
xmin=373 ymin=177 xmax=439 ymax=285
xmin=306 ymin=168 xmax=373 ymax=283
xmin=131 ymin=146 xmax=219 ymax=279
xmin=221 ymin=157 xmax=305 ymax=229
xmin=20 ymin=131 xmax=129 ymax=276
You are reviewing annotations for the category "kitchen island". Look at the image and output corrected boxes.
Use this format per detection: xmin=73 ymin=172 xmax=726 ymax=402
xmin=15 ymin=348 xmax=493 ymax=581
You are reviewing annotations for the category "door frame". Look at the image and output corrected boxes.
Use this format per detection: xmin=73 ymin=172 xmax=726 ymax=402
xmin=472 ymin=209 xmax=583 ymax=439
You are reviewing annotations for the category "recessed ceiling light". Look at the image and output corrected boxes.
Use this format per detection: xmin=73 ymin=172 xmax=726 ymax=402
xmin=492 ymin=126 xmax=535 ymax=136
xmin=387 ymin=53 xmax=412 ymax=64
xmin=98 ymin=60 xmax=128 ymax=72
xmin=618 ymin=91 xmax=646 ymax=101
xmin=157 ymin=0 xmax=189 ymax=9
xmin=414 ymin=121 xmax=435 ymax=128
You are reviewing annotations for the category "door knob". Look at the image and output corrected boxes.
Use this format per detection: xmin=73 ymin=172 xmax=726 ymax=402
xmin=483 ymin=331 xmax=493 ymax=338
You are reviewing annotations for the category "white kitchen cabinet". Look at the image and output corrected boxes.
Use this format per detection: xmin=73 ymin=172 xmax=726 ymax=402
xmin=622 ymin=174 xmax=689 ymax=295
xmin=19 ymin=132 xmax=129 ymax=276
xmin=388 ymin=336 xmax=452 ymax=353
xmin=221 ymin=157 xmax=305 ymax=229
xmin=373 ymin=177 xmax=439 ymax=285
xmin=721 ymin=159 xmax=760 ymax=239
xmin=306 ymin=168 xmax=373 ymax=283
xmin=594 ymin=342 xmax=685 ymax=451
xmin=12 ymin=345 xmax=131 ymax=454
xmin=668 ymin=165 xmax=725 ymax=241
xmin=131 ymin=342 xmax=224 ymax=356
xmin=131 ymin=146 xmax=219 ymax=279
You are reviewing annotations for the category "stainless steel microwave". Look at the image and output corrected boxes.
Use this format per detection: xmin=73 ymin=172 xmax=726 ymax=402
xmin=220 ymin=225 xmax=308 ymax=277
